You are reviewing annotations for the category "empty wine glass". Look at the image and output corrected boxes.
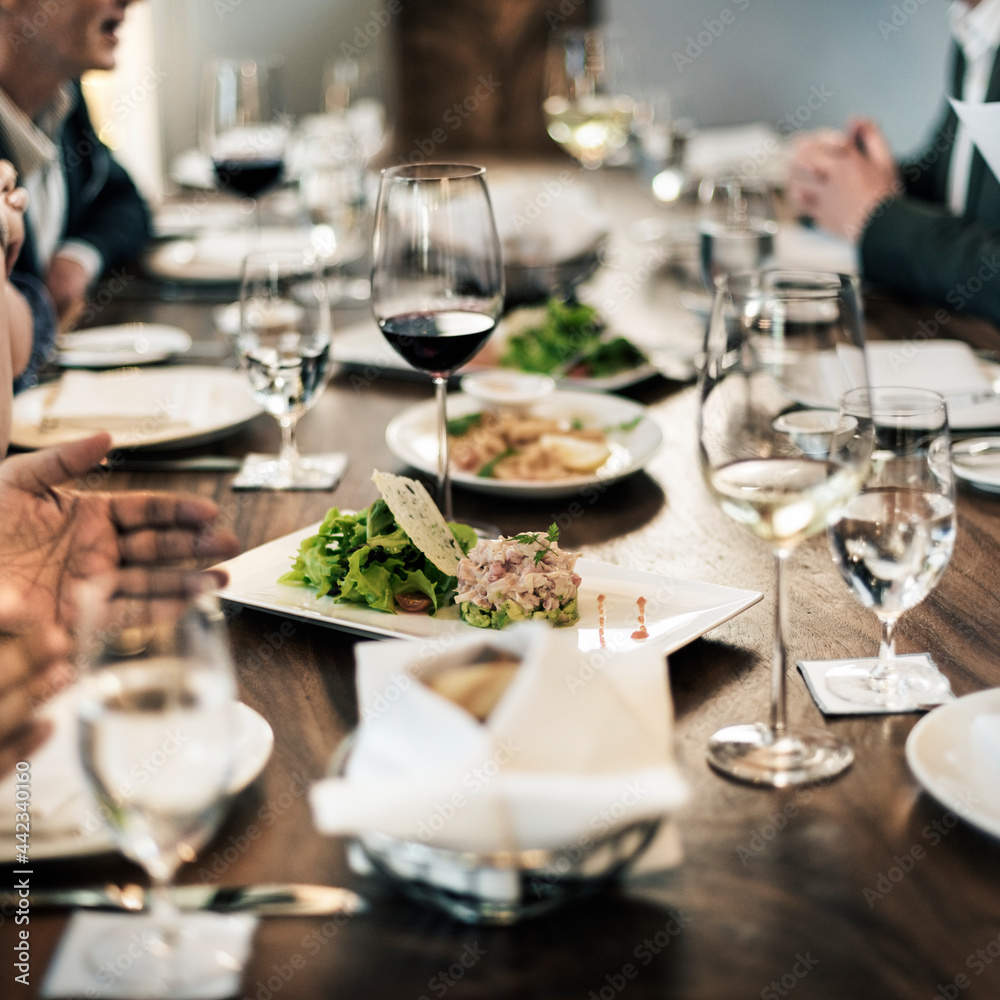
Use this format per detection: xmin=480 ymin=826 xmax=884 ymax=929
xmin=698 ymin=268 xmax=874 ymax=785
xmin=698 ymin=176 xmax=778 ymax=292
xmin=76 ymin=570 xmax=240 ymax=995
xmin=825 ymin=387 xmax=956 ymax=709
xmin=542 ymin=27 xmax=635 ymax=171
xmin=236 ymin=248 xmax=345 ymax=490
xmin=371 ymin=163 xmax=504 ymax=520
xmin=200 ymin=57 xmax=289 ymax=231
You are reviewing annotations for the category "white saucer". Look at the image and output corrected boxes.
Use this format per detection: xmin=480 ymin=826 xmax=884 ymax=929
xmin=58 ymin=324 xmax=192 ymax=368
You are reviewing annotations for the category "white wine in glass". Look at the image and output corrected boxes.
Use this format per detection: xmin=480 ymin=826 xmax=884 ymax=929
xmin=825 ymin=387 xmax=956 ymax=709
xmin=698 ymin=269 xmax=874 ymax=786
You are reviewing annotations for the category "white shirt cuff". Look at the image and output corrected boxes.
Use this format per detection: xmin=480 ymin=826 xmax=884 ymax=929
xmin=53 ymin=240 xmax=104 ymax=285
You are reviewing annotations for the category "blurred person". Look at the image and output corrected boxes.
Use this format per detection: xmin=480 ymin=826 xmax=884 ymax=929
xmin=788 ymin=0 xmax=1000 ymax=328
xmin=0 ymin=0 xmax=152 ymax=384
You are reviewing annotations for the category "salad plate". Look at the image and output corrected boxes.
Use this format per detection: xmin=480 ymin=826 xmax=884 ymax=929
xmin=215 ymin=521 xmax=762 ymax=653
xmin=385 ymin=390 xmax=663 ymax=499
xmin=0 ymin=699 xmax=273 ymax=861
xmin=906 ymin=688 xmax=1000 ymax=841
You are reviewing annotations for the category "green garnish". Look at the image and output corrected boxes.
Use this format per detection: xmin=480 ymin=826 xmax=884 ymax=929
xmin=477 ymin=446 xmax=517 ymax=478
xmin=603 ymin=415 xmax=642 ymax=434
xmin=513 ymin=523 xmax=562 ymax=565
xmin=446 ymin=412 xmax=484 ymax=436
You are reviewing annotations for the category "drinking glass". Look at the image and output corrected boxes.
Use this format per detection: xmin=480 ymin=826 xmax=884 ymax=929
xmin=371 ymin=163 xmax=504 ymax=520
xmin=542 ymin=27 xmax=635 ymax=171
xmin=698 ymin=176 xmax=778 ymax=292
xmin=825 ymin=387 xmax=956 ymax=709
xmin=200 ymin=58 xmax=289 ymax=230
xmin=236 ymin=248 xmax=343 ymax=490
xmin=698 ymin=268 xmax=874 ymax=785
xmin=76 ymin=571 xmax=239 ymax=994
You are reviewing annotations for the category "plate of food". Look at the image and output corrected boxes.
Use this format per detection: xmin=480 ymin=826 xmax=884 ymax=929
xmin=385 ymin=390 xmax=663 ymax=499
xmin=332 ymin=298 xmax=659 ymax=392
xmin=215 ymin=471 xmax=761 ymax=656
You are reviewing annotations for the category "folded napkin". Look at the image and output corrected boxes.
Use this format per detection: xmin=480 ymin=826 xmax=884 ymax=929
xmin=42 ymin=911 xmax=257 ymax=999
xmin=684 ymin=123 xmax=788 ymax=183
xmin=43 ymin=370 xmax=217 ymax=432
xmin=310 ymin=623 xmax=688 ymax=870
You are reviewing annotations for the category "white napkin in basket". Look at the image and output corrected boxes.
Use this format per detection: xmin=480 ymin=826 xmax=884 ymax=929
xmin=310 ymin=623 xmax=688 ymax=870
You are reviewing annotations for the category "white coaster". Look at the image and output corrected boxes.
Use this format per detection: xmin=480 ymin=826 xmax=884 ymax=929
xmin=231 ymin=451 xmax=348 ymax=491
xmin=41 ymin=910 xmax=257 ymax=999
xmin=797 ymin=654 xmax=956 ymax=715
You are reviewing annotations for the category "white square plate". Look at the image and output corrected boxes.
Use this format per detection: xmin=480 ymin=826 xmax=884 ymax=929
xmin=215 ymin=522 xmax=762 ymax=655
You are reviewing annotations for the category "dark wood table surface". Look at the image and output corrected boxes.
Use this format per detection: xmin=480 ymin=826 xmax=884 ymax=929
xmin=4 ymin=174 xmax=1000 ymax=1000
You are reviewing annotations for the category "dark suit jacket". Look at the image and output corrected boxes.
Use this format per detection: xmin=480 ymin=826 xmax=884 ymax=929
xmin=861 ymin=44 xmax=1000 ymax=326
xmin=2 ymin=80 xmax=152 ymax=389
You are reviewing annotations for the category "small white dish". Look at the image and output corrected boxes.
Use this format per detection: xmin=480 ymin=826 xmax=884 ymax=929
xmin=460 ymin=370 xmax=556 ymax=409
xmin=906 ymin=687 xmax=1000 ymax=841
xmin=58 ymin=324 xmax=192 ymax=368
xmin=952 ymin=436 xmax=1000 ymax=493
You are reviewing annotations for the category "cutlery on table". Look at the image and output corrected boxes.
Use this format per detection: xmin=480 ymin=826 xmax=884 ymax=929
xmin=0 ymin=883 xmax=367 ymax=917
xmin=105 ymin=455 xmax=245 ymax=472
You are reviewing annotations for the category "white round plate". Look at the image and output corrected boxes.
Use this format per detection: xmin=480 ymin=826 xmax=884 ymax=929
xmin=58 ymin=324 xmax=192 ymax=368
xmin=906 ymin=687 xmax=1000 ymax=841
xmin=144 ymin=226 xmax=334 ymax=283
xmin=11 ymin=365 xmax=263 ymax=451
xmin=952 ymin=437 xmax=1000 ymax=494
xmin=385 ymin=389 xmax=663 ymax=499
xmin=0 ymin=701 xmax=273 ymax=861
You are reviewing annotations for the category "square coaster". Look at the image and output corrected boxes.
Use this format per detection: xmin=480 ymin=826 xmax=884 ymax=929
xmin=797 ymin=654 xmax=956 ymax=715
xmin=41 ymin=910 xmax=257 ymax=999
xmin=231 ymin=451 xmax=347 ymax=491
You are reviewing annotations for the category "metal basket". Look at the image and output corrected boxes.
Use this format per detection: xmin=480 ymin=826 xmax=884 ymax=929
xmin=330 ymin=735 xmax=660 ymax=925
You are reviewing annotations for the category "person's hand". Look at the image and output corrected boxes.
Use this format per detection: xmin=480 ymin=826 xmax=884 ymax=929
xmin=0 ymin=159 xmax=27 ymax=277
xmin=46 ymin=254 xmax=89 ymax=330
xmin=0 ymin=586 xmax=72 ymax=778
xmin=0 ymin=432 xmax=240 ymax=628
xmin=787 ymin=118 xmax=901 ymax=243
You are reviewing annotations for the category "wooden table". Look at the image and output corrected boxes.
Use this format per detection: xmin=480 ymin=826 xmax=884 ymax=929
xmin=4 ymin=173 xmax=1000 ymax=1000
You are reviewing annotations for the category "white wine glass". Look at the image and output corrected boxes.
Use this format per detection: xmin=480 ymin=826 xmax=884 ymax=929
xmin=698 ymin=268 xmax=874 ymax=785
xmin=200 ymin=57 xmax=289 ymax=232
xmin=698 ymin=175 xmax=778 ymax=292
xmin=825 ymin=387 xmax=956 ymax=709
xmin=371 ymin=163 xmax=504 ymax=520
xmin=237 ymin=247 xmax=344 ymax=490
xmin=542 ymin=27 xmax=635 ymax=171
xmin=75 ymin=570 xmax=240 ymax=995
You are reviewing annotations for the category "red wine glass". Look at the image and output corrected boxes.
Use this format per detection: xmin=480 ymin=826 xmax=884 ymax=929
xmin=371 ymin=164 xmax=504 ymax=520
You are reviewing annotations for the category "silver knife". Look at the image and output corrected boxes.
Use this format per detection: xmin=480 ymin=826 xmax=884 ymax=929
xmin=0 ymin=883 xmax=367 ymax=917
xmin=107 ymin=455 xmax=245 ymax=472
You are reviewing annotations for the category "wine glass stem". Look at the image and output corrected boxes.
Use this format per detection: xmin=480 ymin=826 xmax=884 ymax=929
xmin=278 ymin=415 xmax=299 ymax=471
xmin=770 ymin=551 xmax=789 ymax=738
xmin=434 ymin=375 xmax=453 ymax=521
xmin=872 ymin=617 xmax=898 ymax=682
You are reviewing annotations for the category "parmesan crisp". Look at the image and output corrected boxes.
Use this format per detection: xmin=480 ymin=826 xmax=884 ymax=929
xmin=371 ymin=470 xmax=467 ymax=575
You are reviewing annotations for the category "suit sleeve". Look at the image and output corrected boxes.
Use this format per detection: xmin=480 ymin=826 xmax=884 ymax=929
xmin=860 ymin=196 xmax=1000 ymax=324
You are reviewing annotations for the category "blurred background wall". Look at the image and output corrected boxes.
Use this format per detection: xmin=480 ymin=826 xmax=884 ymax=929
xmin=98 ymin=0 xmax=953 ymax=196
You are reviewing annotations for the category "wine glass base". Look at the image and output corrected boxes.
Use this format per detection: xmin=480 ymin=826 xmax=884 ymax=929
xmin=824 ymin=660 xmax=952 ymax=711
xmin=84 ymin=912 xmax=246 ymax=998
xmin=232 ymin=451 xmax=348 ymax=491
xmin=707 ymin=722 xmax=854 ymax=787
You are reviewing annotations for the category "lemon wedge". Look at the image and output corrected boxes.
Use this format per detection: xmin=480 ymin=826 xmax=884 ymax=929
xmin=539 ymin=433 xmax=611 ymax=472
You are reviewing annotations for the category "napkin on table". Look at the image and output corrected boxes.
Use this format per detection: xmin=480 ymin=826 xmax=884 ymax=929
xmin=310 ymin=622 xmax=688 ymax=872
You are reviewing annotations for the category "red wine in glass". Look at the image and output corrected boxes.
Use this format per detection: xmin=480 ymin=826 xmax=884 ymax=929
xmin=379 ymin=310 xmax=496 ymax=377
xmin=211 ymin=156 xmax=285 ymax=200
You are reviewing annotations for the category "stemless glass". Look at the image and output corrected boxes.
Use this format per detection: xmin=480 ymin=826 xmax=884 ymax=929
xmin=76 ymin=571 xmax=239 ymax=995
xmin=698 ymin=176 xmax=778 ymax=292
xmin=371 ymin=163 xmax=504 ymax=520
xmin=698 ymin=269 xmax=874 ymax=785
xmin=237 ymin=248 xmax=344 ymax=490
xmin=542 ymin=27 xmax=635 ymax=171
xmin=200 ymin=57 xmax=289 ymax=230
xmin=825 ymin=387 xmax=956 ymax=709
